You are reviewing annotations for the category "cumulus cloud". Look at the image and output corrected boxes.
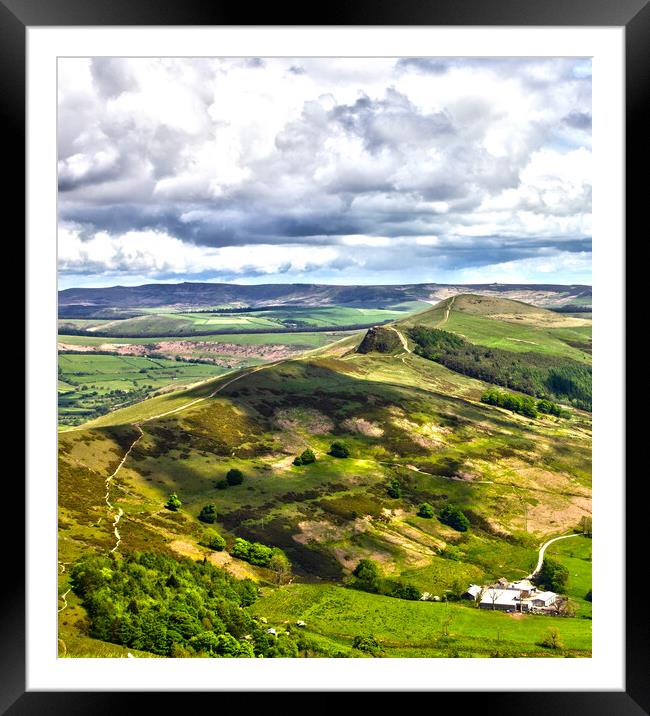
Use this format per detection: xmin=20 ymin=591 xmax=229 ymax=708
xmin=57 ymin=57 xmax=592 ymax=286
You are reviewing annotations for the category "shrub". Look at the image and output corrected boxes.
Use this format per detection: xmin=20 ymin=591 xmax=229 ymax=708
xmin=418 ymin=502 xmax=435 ymax=518
xmin=226 ymin=468 xmax=244 ymax=486
xmin=386 ymin=478 xmax=401 ymax=499
xmin=293 ymin=448 xmax=316 ymax=466
xmin=352 ymin=635 xmax=383 ymax=655
xmin=201 ymin=529 xmax=226 ymax=551
xmin=540 ymin=627 xmax=564 ymax=650
xmin=438 ymin=504 xmax=470 ymax=532
xmin=198 ymin=504 xmax=217 ymax=524
xmin=387 ymin=581 xmax=421 ymax=601
xmin=328 ymin=441 xmax=350 ymax=458
xmin=165 ymin=493 xmax=182 ymax=511
xmin=215 ymin=479 xmax=229 ymax=490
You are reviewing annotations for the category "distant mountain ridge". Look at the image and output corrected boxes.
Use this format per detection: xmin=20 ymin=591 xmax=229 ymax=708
xmin=59 ymin=281 xmax=591 ymax=313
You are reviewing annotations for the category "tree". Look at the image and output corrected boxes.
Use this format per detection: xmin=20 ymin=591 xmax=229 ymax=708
xmin=268 ymin=552 xmax=292 ymax=585
xmin=540 ymin=627 xmax=564 ymax=650
xmin=293 ymin=448 xmax=316 ymax=466
xmin=438 ymin=504 xmax=470 ymax=532
xmin=201 ymin=529 xmax=226 ymax=551
xmin=418 ymin=502 xmax=434 ymax=518
xmin=386 ymin=478 xmax=401 ymax=499
xmin=231 ymin=538 xmax=251 ymax=561
xmin=446 ymin=578 xmax=465 ymax=602
xmin=165 ymin=493 xmax=182 ymax=511
xmin=198 ymin=504 xmax=217 ymax=524
xmin=226 ymin=468 xmax=244 ymax=486
xmin=328 ymin=441 xmax=350 ymax=458
xmin=534 ymin=557 xmax=569 ymax=592
xmin=352 ymin=559 xmax=381 ymax=593
xmin=486 ymin=587 xmax=501 ymax=610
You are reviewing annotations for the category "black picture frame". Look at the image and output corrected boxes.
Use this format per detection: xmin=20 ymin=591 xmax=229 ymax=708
xmin=6 ymin=0 xmax=645 ymax=711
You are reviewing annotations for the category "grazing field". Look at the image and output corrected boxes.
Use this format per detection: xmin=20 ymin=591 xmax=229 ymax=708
xmin=59 ymin=304 xmax=421 ymax=338
xmin=58 ymin=294 xmax=591 ymax=658
xmin=546 ymin=534 xmax=592 ymax=617
xmin=251 ymin=584 xmax=592 ymax=657
xmin=58 ymin=353 xmax=228 ymax=426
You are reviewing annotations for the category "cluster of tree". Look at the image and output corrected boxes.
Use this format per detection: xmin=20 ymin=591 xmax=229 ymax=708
xmin=328 ymin=441 xmax=350 ymax=458
xmin=214 ymin=468 xmax=245 ymax=490
xmin=230 ymin=538 xmax=288 ymax=571
xmin=69 ymin=551 xmax=304 ymax=658
xmin=536 ymin=399 xmax=563 ymax=417
xmin=438 ymin=504 xmax=470 ymax=532
xmin=480 ymin=389 xmax=537 ymax=418
xmin=533 ymin=557 xmax=569 ymax=592
xmin=351 ymin=559 xmax=421 ymax=601
xmin=408 ymin=325 xmax=591 ymax=410
xmin=293 ymin=448 xmax=316 ymax=466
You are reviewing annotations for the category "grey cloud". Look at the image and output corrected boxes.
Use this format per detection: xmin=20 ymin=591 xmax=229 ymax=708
xmin=563 ymin=111 xmax=592 ymax=130
xmin=90 ymin=58 xmax=138 ymax=98
xmin=58 ymin=57 xmax=592 ymax=283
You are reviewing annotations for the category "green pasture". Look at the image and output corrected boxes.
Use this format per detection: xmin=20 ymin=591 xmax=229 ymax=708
xmin=251 ymin=584 xmax=592 ymax=657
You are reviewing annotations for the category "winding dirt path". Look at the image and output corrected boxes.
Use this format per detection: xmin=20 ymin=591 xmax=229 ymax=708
xmin=138 ymin=362 xmax=279 ymax=424
xmin=440 ymin=295 xmax=455 ymax=325
xmin=105 ymin=425 xmax=144 ymax=554
xmin=526 ymin=532 xmax=582 ymax=579
xmin=58 ymin=588 xmax=71 ymax=613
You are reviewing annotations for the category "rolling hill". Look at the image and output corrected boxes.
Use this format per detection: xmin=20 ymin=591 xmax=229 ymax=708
xmin=58 ymin=294 xmax=592 ymax=658
xmin=59 ymin=281 xmax=592 ymax=316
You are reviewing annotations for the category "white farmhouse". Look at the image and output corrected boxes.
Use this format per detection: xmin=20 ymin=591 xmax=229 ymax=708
xmin=465 ymin=578 xmax=559 ymax=613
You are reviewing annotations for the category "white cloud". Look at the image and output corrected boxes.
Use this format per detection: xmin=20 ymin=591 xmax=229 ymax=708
xmin=57 ymin=57 xmax=592 ymax=285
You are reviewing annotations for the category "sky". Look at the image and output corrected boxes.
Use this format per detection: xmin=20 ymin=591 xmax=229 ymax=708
xmin=58 ymin=57 xmax=592 ymax=290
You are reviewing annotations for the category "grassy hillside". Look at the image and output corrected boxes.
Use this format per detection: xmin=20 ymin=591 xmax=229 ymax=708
xmin=58 ymin=294 xmax=591 ymax=658
xmin=399 ymin=295 xmax=591 ymax=362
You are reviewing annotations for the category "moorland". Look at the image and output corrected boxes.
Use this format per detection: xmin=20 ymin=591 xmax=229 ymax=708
xmin=58 ymin=283 xmax=592 ymax=658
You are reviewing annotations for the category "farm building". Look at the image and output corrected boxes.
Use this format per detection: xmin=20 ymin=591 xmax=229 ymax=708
xmin=465 ymin=580 xmax=559 ymax=613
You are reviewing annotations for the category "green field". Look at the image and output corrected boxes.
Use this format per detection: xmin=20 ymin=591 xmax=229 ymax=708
xmin=58 ymin=294 xmax=591 ymax=658
xmin=59 ymin=305 xmax=421 ymax=338
xmin=58 ymin=353 xmax=228 ymax=426
xmin=251 ymin=584 xmax=591 ymax=657
xmin=546 ymin=535 xmax=592 ymax=617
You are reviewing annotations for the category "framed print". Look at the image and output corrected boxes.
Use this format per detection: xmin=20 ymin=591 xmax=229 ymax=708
xmin=5 ymin=0 xmax=647 ymax=710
